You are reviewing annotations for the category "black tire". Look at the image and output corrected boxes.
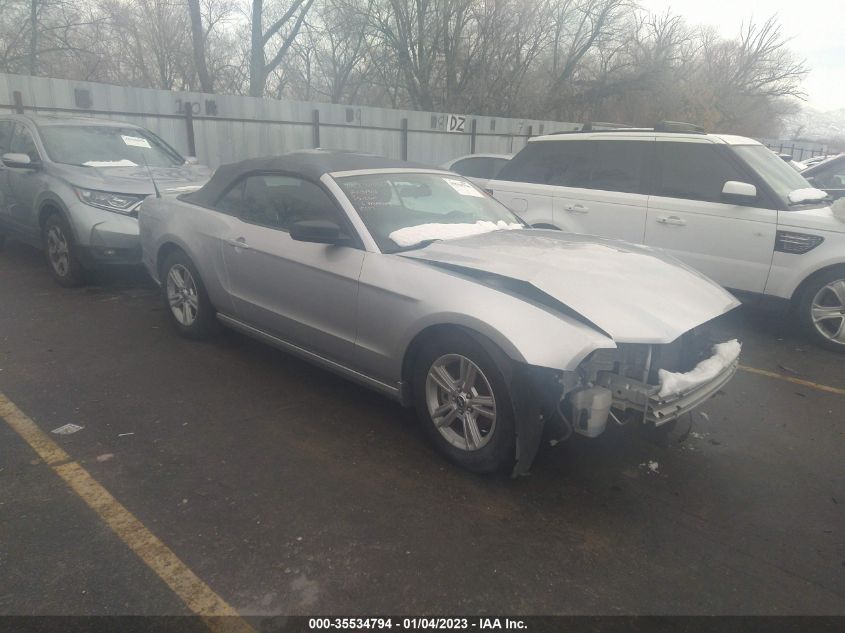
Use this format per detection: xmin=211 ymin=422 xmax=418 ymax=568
xmin=160 ymin=250 xmax=217 ymax=339
xmin=43 ymin=212 xmax=84 ymax=287
xmin=796 ymin=266 xmax=845 ymax=353
xmin=412 ymin=331 xmax=515 ymax=474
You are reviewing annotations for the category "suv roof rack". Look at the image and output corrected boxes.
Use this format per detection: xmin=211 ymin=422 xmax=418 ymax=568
xmin=544 ymin=120 xmax=707 ymax=136
xmin=581 ymin=122 xmax=639 ymax=131
xmin=653 ymin=120 xmax=706 ymax=134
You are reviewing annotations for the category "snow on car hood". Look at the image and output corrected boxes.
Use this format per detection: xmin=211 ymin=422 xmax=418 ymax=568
xmin=390 ymin=220 xmax=523 ymax=247
xmin=399 ymin=229 xmax=740 ymax=344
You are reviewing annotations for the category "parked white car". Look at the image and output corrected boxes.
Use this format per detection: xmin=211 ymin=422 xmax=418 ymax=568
xmin=488 ymin=123 xmax=845 ymax=351
xmin=441 ymin=153 xmax=511 ymax=188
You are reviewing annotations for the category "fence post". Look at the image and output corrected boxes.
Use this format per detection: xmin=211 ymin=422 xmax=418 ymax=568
xmin=312 ymin=109 xmax=320 ymax=148
xmin=400 ymin=118 xmax=408 ymax=161
xmin=184 ymin=101 xmax=196 ymax=157
xmin=12 ymin=91 xmax=23 ymax=114
xmin=527 ymin=125 xmax=533 ymax=139
xmin=470 ymin=119 xmax=477 ymax=154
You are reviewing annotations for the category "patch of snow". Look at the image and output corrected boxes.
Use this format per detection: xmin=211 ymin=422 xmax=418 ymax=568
xmin=832 ymin=198 xmax=845 ymax=221
xmin=163 ymin=184 xmax=203 ymax=193
xmin=788 ymin=188 xmax=828 ymax=204
xmin=83 ymin=159 xmax=138 ymax=167
xmin=658 ymin=339 xmax=741 ymax=398
xmin=389 ymin=220 xmax=523 ymax=247
xmin=640 ymin=461 xmax=660 ymax=473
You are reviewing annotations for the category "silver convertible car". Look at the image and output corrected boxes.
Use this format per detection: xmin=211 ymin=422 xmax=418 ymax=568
xmin=139 ymin=150 xmax=742 ymax=475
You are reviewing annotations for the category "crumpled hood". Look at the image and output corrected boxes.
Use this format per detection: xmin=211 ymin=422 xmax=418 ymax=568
xmin=52 ymin=163 xmax=212 ymax=195
xmin=399 ymin=229 xmax=740 ymax=344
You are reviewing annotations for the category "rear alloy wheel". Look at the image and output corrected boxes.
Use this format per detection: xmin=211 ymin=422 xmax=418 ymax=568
xmin=414 ymin=333 xmax=515 ymax=473
xmin=161 ymin=251 xmax=217 ymax=339
xmin=798 ymin=268 xmax=845 ymax=352
xmin=43 ymin=213 xmax=84 ymax=287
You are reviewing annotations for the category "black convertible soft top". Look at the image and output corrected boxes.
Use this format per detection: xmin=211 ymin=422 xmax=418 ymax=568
xmin=184 ymin=149 xmax=430 ymax=207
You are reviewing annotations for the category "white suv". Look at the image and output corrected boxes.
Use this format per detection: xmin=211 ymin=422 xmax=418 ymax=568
xmin=488 ymin=123 xmax=845 ymax=351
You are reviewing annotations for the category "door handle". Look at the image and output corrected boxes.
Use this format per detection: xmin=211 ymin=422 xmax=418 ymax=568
xmin=565 ymin=204 xmax=589 ymax=213
xmin=656 ymin=216 xmax=686 ymax=226
xmin=226 ymin=237 xmax=252 ymax=250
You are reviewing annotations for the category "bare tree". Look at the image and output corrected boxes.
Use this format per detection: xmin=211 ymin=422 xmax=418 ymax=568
xmin=187 ymin=0 xmax=213 ymax=91
xmin=249 ymin=0 xmax=316 ymax=97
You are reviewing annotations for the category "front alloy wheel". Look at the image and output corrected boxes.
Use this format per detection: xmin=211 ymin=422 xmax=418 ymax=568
xmin=43 ymin=213 xmax=84 ymax=287
xmin=809 ymin=279 xmax=845 ymax=345
xmin=413 ymin=333 xmax=515 ymax=473
xmin=798 ymin=267 xmax=845 ymax=353
xmin=47 ymin=225 xmax=70 ymax=278
xmin=425 ymin=354 xmax=497 ymax=451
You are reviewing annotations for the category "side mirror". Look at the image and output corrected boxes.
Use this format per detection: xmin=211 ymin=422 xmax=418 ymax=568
xmin=722 ymin=181 xmax=757 ymax=201
xmin=2 ymin=153 xmax=37 ymax=169
xmin=289 ymin=220 xmax=349 ymax=245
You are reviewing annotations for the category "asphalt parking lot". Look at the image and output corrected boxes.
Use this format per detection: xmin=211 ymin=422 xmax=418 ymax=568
xmin=1 ymin=239 xmax=843 ymax=619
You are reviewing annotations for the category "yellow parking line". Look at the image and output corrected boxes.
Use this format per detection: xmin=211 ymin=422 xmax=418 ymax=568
xmin=0 ymin=391 xmax=255 ymax=633
xmin=738 ymin=365 xmax=845 ymax=397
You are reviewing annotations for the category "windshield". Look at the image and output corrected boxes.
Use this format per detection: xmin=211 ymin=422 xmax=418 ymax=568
xmin=336 ymin=172 xmax=524 ymax=252
xmin=38 ymin=125 xmax=185 ymax=168
xmin=732 ymin=145 xmax=815 ymax=206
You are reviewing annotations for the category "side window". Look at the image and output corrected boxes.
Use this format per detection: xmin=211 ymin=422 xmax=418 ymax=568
xmin=451 ymin=157 xmax=492 ymax=179
xmin=0 ymin=121 xmax=13 ymax=154
xmin=582 ymin=140 xmax=649 ymax=194
xmin=230 ymin=174 xmax=340 ymax=230
xmin=659 ymin=143 xmax=753 ymax=203
xmin=496 ymin=141 xmax=588 ymax=186
xmin=489 ymin=157 xmax=509 ymax=178
xmin=9 ymin=124 xmax=40 ymax=162
xmin=810 ymin=160 xmax=845 ymax=190
xmin=215 ymin=180 xmax=245 ymax=214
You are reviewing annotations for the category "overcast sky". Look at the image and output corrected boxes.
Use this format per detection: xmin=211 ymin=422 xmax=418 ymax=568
xmin=639 ymin=0 xmax=844 ymax=111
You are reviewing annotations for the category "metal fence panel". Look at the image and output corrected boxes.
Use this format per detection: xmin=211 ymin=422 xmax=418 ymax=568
xmin=0 ymin=73 xmax=582 ymax=168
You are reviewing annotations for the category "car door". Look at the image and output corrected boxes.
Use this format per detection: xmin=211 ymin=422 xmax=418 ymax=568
xmin=644 ymin=139 xmax=777 ymax=294
xmin=492 ymin=140 xmax=588 ymax=228
xmin=3 ymin=122 xmax=46 ymax=238
xmin=0 ymin=119 xmax=15 ymax=229
xmin=551 ymin=137 xmax=653 ymax=242
xmin=221 ymin=172 xmax=365 ymax=364
xmin=804 ymin=156 xmax=845 ymax=200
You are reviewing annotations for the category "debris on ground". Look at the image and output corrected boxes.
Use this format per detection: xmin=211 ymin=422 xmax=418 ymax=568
xmin=640 ymin=461 xmax=660 ymax=474
xmin=51 ymin=423 xmax=84 ymax=435
xmin=778 ymin=364 xmax=801 ymax=376
xmin=117 ymin=432 xmax=135 ymax=437
xmin=96 ymin=453 xmax=114 ymax=462
xmin=699 ymin=411 xmax=710 ymax=422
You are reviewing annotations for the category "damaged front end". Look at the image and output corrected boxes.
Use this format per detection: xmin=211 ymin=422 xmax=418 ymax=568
xmin=511 ymin=327 xmax=740 ymax=476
